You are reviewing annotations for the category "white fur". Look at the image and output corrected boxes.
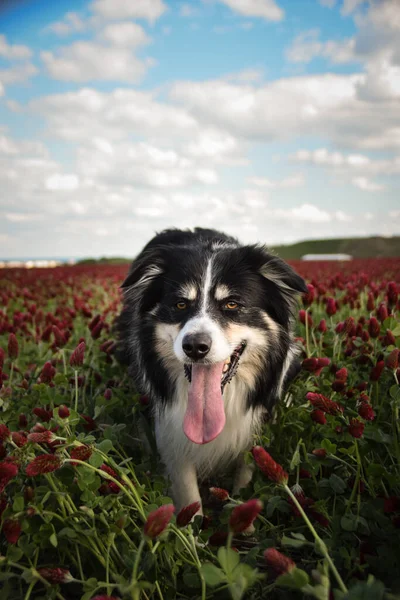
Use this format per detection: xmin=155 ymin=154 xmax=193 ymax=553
xmin=214 ymin=284 xmax=232 ymax=301
xmin=155 ymin=373 xmax=264 ymax=509
xmin=178 ymin=282 xmax=197 ymax=301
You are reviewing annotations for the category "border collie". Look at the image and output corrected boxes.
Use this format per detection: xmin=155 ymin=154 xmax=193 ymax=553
xmin=117 ymin=228 xmax=307 ymax=512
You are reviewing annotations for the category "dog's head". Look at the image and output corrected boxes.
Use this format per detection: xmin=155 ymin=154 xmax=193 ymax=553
xmin=121 ymin=241 xmax=306 ymax=444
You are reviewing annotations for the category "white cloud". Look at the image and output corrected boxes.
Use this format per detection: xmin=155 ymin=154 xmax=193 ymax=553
xmin=45 ymin=173 xmax=80 ymax=191
xmin=217 ymin=0 xmax=284 ymax=21
xmin=286 ymin=29 xmax=356 ymax=64
xmin=248 ymin=173 xmax=305 ymax=188
xmin=100 ymin=22 xmax=151 ymax=47
xmin=0 ymin=34 xmax=32 ymax=59
xmin=41 ymin=42 xmax=153 ymax=83
xmin=0 ymin=63 xmax=38 ymax=85
xmin=352 ymin=176 xmax=385 ymax=192
xmin=46 ymin=12 xmax=86 ymax=36
xmin=292 ymin=148 xmax=400 ymax=176
xmin=90 ymin=0 xmax=167 ymax=23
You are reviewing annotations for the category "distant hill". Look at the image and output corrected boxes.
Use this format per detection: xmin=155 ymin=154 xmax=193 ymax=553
xmin=75 ymin=236 xmax=400 ymax=264
xmin=271 ymin=236 xmax=400 ymax=260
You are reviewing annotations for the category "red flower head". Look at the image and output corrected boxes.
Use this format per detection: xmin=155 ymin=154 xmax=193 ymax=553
xmin=8 ymin=333 xmax=19 ymax=361
xmin=0 ymin=424 xmax=10 ymax=442
xmin=144 ymin=504 xmax=175 ymax=538
xmin=52 ymin=326 xmax=66 ymax=348
xmin=312 ymin=448 xmax=327 ymax=459
xmin=81 ymin=415 xmax=96 ymax=431
xmin=33 ymin=407 xmax=53 ymax=422
xmin=366 ymin=292 xmax=375 ymax=311
xmin=317 ymin=319 xmax=327 ymax=333
xmin=370 ymin=360 xmax=384 ymax=382
xmin=176 ymin=501 xmax=201 ymax=527
xmin=26 ymin=454 xmax=62 ymax=476
xmin=377 ymin=303 xmax=388 ymax=323
xmin=39 ymin=362 xmax=56 ymax=384
xmin=332 ymin=379 xmax=346 ymax=392
xmin=229 ymin=498 xmax=263 ymax=533
xmin=18 ymin=414 xmax=28 ymax=428
xmin=302 ymin=357 xmax=330 ymax=376
xmin=326 ymin=297 xmax=337 ymax=316
xmin=306 ymin=392 xmax=343 ymax=416
xmin=70 ymin=445 xmax=93 ymax=464
xmin=3 ymin=519 xmax=21 ymax=544
xmin=37 ymin=568 xmax=73 ymax=584
xmin=311 ymin=409 xmax=327 ymax=425
xmin=104 ymin=388 xmax=112 ymax=400
xmin=0 ymin=348 xmax=4 ymax=370
xmin=335 ymin=368 xmax=348 ymax=381
xmin=12 ymin=431 xmax=28 ymax=447
xmin=386 ymin=349 xmax=400 ymax=371
xmin=383 ymin=330 xmax=396 ymax=347
xmin=58 ymin=405 xmax=70 ymax=419
xmin=27 ymin=431 xmax=55 ymax=444
xmin=209 ymin=487 xmax=229 ymax=501
xmin=368 ymin=317 xmax=380 ymax=339
xmin=264 ymin=548 xmax=296 ymax=575
xmin=70 ymin=342 xmax=85 ymax=367
xmin=252 ymin=446 xmax=288 ymax=485
xmin=0 ymin=459 xmax=19 ymax=493
xmin=302 ymin=284 xmax=315 ymax=307
xmin=348 ymin=418 xmax=365 ymax=439
xmin=299 ymin=310 xmax=313 ymax=327
xmin=358 ymin=402 xmax=375 ymax=421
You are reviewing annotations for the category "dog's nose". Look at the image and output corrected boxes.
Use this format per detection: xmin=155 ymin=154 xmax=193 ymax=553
xmin=182 ymin=333 xmax=212 ymax=360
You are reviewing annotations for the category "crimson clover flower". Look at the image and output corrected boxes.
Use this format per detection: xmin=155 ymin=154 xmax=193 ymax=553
xmin=70 ymin=342 xmax=85 ymax=367
xmin=306 ymin=392 xmax=344 ymax=416
xmin=326 ymin=297 xmax=337 ymax=316
xmin=3 ymin=518 xmax=22 ymax=544
xmin=358 ymin=401 xmax=375 ymax=421
xmin=370 ymin=360 xmax=384 ymax=382
xmin=368 ymin=317 xmax=380 ymax=338
xmin=209 ymin=487 xmax=229 ymax=501
xmin=58 ymin=405 xmax=70 ymax=419
xmin=312 ymin=448 xmax=327 ymax=459
xmin=264 ymin=548 xmax=296 ymax=575
xmin=70 ymin=445 xmax=93 ymax=464
xmin=8 ymin=333 xmax=18 ymax=360
xmin=39 ymin=362 xmax=56 ymax=384
xmin=386 ymin=349 xmax=399 ymax=371
xmin=348 ymin=418 xmax=365 ymax=439
xmin=335 ymin=367 xmax=348 ymax=381
xmin=302 ymin=357 xmax=330 ymax=376
xmin=229 ymin=499 xmax=263 ymax=533
xmin=27 ymin=431 xmax=55 ymax=444
xmin=37 ymin=568 xmax=73 ymax=584
xmin=376 ymin=303 xmax=388 ymax=323
xmin=26 ymin=454 xmax=62 ymax=476
xmin=176 ymin=501 xmax=201 ymax=527
xmin=311 ymin=409 xmax=327 ymax=425
xmin=144 ymin=504 xmax=175 ymax=538
xmin=0 ymin=425 xmax=10 ymax=442
xmin=0 ymin=460 xmax=19 ymax=493
xmin=252 ymin=446 xmax=288 ymax=485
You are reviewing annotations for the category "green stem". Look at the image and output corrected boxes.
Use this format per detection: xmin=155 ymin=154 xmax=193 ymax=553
xmin=64 ymin=459 xmax=145 ymax=520
xmin=74 ymin=369 xmax=79 ymax=412
xmin=131 ymin=538 xmax=145 ymax=600
xmin=305 ymin=309 xmax=310 ymax=357
xmin=284 ymin=484 xmax=347 ymax=594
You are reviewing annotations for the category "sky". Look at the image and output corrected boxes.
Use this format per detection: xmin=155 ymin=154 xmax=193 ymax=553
xmin=0 ymin=0 xmax=399 ymax=259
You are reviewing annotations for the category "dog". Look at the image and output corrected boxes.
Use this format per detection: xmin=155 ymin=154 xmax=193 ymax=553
xmin=116 ymin=228 xmax=307 ymax=512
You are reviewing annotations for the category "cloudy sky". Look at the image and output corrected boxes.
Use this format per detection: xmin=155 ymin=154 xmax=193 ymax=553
xmin=1 ymin=0 xmax=399 ymax=259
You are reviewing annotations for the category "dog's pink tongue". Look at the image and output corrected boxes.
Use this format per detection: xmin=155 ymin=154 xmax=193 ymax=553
xmin=184 ymin=362 xmax=226 ymax=445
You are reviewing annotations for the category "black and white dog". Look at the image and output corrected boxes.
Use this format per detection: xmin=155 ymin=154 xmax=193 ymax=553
xmin=117 ymin=228 xmax=307 ymax=511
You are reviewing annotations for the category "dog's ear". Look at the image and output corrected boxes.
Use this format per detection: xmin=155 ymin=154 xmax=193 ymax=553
xmin=121 ymin=248 xmax=164 ymax=291
xmin=247 ymin=245 xmax=307 ymax=295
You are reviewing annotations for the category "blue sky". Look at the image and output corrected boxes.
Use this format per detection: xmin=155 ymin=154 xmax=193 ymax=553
xmin=0 ymin=0 xmax=399 ymax=258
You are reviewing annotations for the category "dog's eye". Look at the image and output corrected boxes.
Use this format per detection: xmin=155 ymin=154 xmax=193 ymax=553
xmin=224 ymin=301 xmax=239 ymax=310
xmin=176 ymin=301 xmax=187 ymax=310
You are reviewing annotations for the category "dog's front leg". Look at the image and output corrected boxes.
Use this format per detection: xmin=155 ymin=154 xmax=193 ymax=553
xmin=169 ymin=460 xmax=203 ymax=514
